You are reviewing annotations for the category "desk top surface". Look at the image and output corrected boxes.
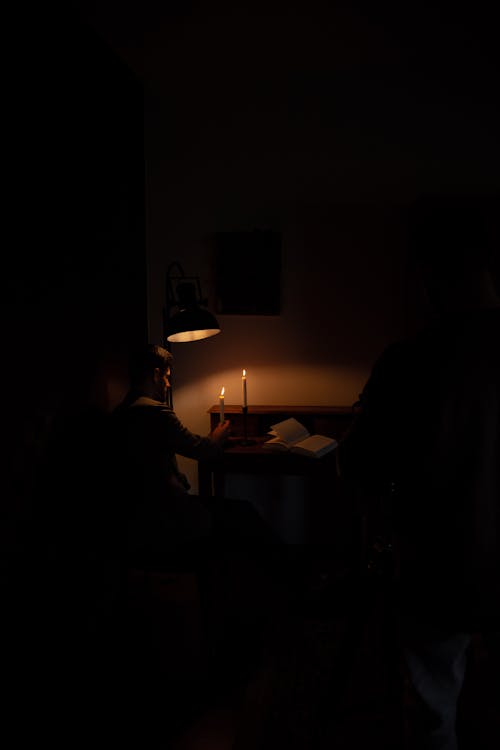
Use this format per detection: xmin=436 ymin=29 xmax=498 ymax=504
xmin=208 ymin=404 xmax=354 ymax=415
xmin=207 ymin=404 xmax=357 ymax=444
xmin=201 ymin=436 xmax=339 ymax=471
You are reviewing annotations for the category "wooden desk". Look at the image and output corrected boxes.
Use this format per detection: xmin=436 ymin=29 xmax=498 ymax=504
xmin=207 ymin=404 xmax=355 ymax=442
xmin=199 ymin=405 xmax=357 ymax=545
xmin=199 ymin=405 xmax=355 ymax=500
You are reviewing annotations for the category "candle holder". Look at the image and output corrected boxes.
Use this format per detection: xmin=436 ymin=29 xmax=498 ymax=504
xmin=239 ymin=405 xmax=257 ymax=446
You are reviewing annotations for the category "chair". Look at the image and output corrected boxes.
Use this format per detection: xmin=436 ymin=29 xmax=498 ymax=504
xmin=124 ymin=563 xmax=208 ymax=683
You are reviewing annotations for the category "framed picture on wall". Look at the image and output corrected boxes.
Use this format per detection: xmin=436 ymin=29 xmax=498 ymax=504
xmin=213 ymin=229 xmax=282 ymax=315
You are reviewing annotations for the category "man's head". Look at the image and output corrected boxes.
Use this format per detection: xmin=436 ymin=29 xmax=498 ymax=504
xmin=408 ymin=193 xmax=499 ymax=313
xmin=128 ymin=344 xmax=174 ymax=403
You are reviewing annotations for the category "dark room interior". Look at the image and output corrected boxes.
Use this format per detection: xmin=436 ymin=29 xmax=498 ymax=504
xmin=4 ymin=2 xmax=499 ymax=748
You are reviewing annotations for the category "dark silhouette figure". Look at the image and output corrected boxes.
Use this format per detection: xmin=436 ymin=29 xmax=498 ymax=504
xmin=338 ymin=194 xmax=500 ymax=749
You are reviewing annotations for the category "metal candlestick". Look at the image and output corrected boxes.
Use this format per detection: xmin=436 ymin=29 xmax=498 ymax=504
xmin=240 ymin=405 xmax=256 ymax=446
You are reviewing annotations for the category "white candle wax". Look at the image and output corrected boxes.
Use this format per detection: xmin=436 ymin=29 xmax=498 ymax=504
xmin=242 ymin=369 xmax=247 ymax=408
xmin=219 ymin=387 xmax=225 ymax=422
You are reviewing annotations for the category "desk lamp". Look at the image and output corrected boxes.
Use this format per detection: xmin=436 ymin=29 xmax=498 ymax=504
xmin=164 ymin=261 xmax=221 ymax=344
xmin=163 ymin=261 xmax=221 ymax=406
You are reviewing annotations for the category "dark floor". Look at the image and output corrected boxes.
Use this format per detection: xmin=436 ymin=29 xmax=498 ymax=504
xmin=168 ymin=607 xmax=500 ymax=750
xmin=6 ymin=558 xmax=499 ymax=750
xmin=137 ymin=566 xmax=500 ymax=750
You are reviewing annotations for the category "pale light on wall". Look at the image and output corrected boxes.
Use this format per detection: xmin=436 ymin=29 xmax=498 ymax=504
xmin=173 ymin=363 xmax=367 ymax=494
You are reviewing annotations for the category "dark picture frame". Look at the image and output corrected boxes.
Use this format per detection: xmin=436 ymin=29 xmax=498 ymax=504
xmin=213 ymin=230 xmax=282 ymax=315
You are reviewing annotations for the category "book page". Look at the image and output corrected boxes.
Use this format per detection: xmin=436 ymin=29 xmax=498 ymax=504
xmin=291 ymin=434 xmax=338 ymax=457
xmin=269 ymin=417 xmax=310 ymax=444
xmin=262 ymin=436 xmax=289 ymax=452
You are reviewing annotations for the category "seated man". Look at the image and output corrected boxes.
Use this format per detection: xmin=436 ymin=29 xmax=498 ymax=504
xmin=107 ymin=344 xmax=287 ymax=687
xmin=109 ymin=343 xmax=281 ymax=565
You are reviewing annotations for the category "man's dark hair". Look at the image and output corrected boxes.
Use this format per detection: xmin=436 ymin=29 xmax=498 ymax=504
xmin=128 ymin=344 xmax=173 ymax=386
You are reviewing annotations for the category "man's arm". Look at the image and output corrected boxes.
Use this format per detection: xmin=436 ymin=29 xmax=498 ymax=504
xmin=159 ymin=406 xmax=230 ymax=461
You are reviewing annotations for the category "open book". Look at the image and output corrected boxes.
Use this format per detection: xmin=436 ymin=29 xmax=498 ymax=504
xmin=263 ymin=417 xmax=338 ymax=458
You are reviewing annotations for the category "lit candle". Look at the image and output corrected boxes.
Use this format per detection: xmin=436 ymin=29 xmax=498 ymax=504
xmin=219 ymin=387 xmax=225 ymax=423
xmin=242 ymin=369 xmax=247 ymax=408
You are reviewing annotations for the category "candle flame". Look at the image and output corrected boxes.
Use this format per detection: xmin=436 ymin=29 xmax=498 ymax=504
xmin=242 ymin=369 xmax=246 ymax=377
xmin=220 ymin=387 xmax=225 ymax=397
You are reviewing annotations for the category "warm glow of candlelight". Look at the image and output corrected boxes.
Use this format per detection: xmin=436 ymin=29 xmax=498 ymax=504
xmin=242 ymin=369 xmax=247 ymax=407
xmin=219 ymin=386 xmax=225 ymax=422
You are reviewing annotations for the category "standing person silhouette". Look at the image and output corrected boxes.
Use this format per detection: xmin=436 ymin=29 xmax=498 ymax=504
xmin=337 ymin=193 xmax=500 ymax=750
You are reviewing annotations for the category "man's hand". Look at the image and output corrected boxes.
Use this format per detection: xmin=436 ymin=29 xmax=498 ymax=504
xmin=210 ymin=419 xmax=231 ymax=446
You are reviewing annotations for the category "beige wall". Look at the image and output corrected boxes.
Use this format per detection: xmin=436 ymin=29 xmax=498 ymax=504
xmin=140 ymin=5 xmax=498 ymax=540
xmin=77 ymin=2 xmax=498 ymax=540
xmin=145 ymin=192 xmax=410 ymax=498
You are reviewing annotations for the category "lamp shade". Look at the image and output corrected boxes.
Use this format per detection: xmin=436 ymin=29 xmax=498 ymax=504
xmin=166 ymin=306 xmax=221 ymax=343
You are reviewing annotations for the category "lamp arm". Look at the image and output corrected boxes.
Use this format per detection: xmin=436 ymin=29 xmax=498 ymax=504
xmin=164 ymin=263 xmax=187 ymax=355
xmin=196 ymin=277 xmax=206 ymax=306
xmin=164 ymin=263 xmax=188 ymax=405
xmin=166 ymin=261 xmax=186 ymax=278
xmin=165 ymin=262 xmax=186 ymax=313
